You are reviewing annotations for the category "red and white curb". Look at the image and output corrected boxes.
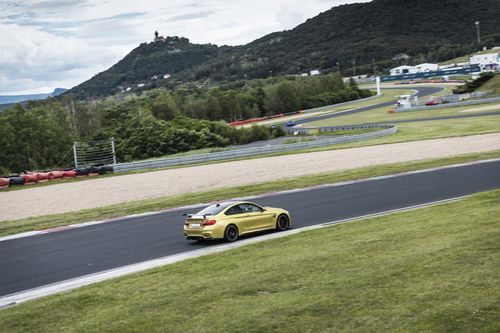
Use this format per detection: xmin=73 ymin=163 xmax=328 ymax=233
xmin=0 ymin=194 xmax=471 ymax=308
xmin=1 ymin=158 xmax=498 ymax=244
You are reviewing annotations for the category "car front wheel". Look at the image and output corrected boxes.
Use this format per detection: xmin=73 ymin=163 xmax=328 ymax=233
xmin=276 ymin=214 xmax=290 ymax=231
xmin=224 ymin=225 xmax=239 ymax=242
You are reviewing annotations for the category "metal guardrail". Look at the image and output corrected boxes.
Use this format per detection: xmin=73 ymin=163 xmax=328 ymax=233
xmin=396 ymin=96 xmax=500 ymax=112
xmin=114 ymin=125 xmax=397 ymax=173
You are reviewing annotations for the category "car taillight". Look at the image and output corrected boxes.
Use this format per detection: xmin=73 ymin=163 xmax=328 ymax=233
xmin=202 ymin=219 xmax=216 ymax=226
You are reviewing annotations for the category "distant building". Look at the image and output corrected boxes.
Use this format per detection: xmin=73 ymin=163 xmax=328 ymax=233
xmin=310 ymin=69 xmax=320 ymax=76
xmin=154 ymin=30 xmax=166 ymax=43
xmin=414 ymin=63 xmax=439 ymax=72
xmin=470 ymin=53 xmax=500 ymax=71
xmin=390 ymin=63 xmax=439 ymax=76
xmin=390 ymin=65 xmax=415 ymax=76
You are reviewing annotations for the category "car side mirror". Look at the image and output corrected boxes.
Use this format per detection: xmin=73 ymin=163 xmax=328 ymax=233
xmin=261 ymin=208 xmax=266 ymax=212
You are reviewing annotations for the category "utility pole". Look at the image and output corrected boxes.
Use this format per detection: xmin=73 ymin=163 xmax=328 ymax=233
xmin=475 ymin=21 xmax=481 ymax=46
xmin=372 ymin=58 xmax=376 ymax=75
xmin=352 ymin=58 xmax=356 ymax=77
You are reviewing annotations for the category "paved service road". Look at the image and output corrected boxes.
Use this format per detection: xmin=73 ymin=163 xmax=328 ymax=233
xmin=1 ymin=160 xmax=499 ymax=297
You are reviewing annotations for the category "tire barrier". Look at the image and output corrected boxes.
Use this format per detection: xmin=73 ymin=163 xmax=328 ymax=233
xmin=0 ymin=177 xmax=10 ymax=188
xmin=37 ymin=172 xmax=51 ymax=182
xmin=228 ymin=111 xmax=303 ymax=126
xmin=87 ymin=166 xmax=101 ymax=175
xmin=22 ymin=174 xmax=39 ymax=185
xmin=99 ymin=165 xmax=114 ymax=174
xmin=9 ymin=177 xmax=25 ymax=186
xmin=63 ymin=170 xmax=77 ymax=178
xmin=75 ymin=167 xmax=90 ymax=176
xmin=50 ymin=171 xmax=64 ymax=180
xmin=0 ymin=165 xmax=114 ymax=189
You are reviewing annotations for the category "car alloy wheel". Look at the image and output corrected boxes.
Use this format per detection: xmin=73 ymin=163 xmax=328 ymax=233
xmin=276 ymin=215 xmax=289 ymax=231
xmin=224 ymin=225 xmax=239 ymax=242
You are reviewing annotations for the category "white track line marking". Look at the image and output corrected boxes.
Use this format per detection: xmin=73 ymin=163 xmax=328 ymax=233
xmin=1 ymin=158 xmax=498 ymax=243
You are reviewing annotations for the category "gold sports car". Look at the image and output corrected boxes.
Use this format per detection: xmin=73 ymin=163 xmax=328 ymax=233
xmin=183 ymin=201 xmax=291 ymax=242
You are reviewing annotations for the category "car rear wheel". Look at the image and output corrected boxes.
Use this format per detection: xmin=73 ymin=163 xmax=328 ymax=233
xmin=224 ymin=225 xmax=239 ymax=242
xmin=276 ymin=214 xmax=290 ymax=231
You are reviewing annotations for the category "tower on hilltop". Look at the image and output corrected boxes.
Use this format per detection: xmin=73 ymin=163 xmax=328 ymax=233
xmin=154 ymin=30 xmax=165 ymax=43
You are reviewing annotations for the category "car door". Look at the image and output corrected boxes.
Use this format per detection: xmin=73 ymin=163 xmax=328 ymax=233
xmin=224 ymin=204 xmax=251 ymax=233
xmin=241 ymin=203 xmax=275 ymax=231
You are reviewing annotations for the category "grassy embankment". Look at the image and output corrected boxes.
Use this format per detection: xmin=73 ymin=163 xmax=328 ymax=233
xmin=477 ymin=74 xmax=500 ymax=96
xmin=1 ymin=189 xmax=499 ymax=332
xmin=1 ymin=150 xmax=499 ymax=237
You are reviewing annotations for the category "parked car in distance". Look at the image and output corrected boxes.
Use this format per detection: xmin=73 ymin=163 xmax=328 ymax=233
xmin=425 ymin=96 xmax=440 ymax=106
xmin=183 ymin=201 xmax=291 ymax=242
xmin=285 ymin=120 xmax=297 ymax=127
xmin=425 ymin=100 xmax=440 ymax=106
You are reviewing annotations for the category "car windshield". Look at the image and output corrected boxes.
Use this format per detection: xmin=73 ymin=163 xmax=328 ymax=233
xmin=196 ymin=202 xmax=234 ymax=216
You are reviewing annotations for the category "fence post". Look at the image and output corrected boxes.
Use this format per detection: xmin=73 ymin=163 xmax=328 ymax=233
xmin=111 ymin=137 xmax=117 ymax=165
xmin=73 ymin=143 xmax=78 ymax=168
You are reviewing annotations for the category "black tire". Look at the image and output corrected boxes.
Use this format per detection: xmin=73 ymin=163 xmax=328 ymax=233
xmin=75 ymin=168 xmax=89 ymax=176
xmin=224 ymin=225 xmax=239 ymax=242
xmin=276 ymin=214 xmax=290 ymax=231
xmin=9 ymin=176 xmax=25 ymax=186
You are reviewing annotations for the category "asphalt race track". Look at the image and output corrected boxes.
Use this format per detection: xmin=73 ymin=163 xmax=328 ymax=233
xmin=294 ymin=86 xmax=443 ymax=126
xmin=1 ymin=160 xmax=499 ymax=297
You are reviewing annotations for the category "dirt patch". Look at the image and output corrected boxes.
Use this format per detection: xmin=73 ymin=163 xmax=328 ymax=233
xmin=1 ymin=133 xmax=499 ymax=222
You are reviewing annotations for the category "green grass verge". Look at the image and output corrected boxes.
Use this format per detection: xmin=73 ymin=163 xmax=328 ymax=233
xmin=1 ymin=150 xmax=499 ymax=237
xmin=478 ymin=74 xmax=500 ymax=96
xmin=1 ymin=189 xmax=499 ymax=332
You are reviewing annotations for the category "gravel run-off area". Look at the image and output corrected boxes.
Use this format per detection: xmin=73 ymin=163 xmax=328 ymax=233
xmin=1 ymin=133 xmax=499 ymax=222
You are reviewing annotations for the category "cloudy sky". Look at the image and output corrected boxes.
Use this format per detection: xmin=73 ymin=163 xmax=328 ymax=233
xmin=0 ymin=0 xmax=370 ymax=95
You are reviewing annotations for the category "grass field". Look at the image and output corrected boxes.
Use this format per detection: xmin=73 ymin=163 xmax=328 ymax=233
xmin=1 ymin=150 xmax=499 ymax=237
xmin=1 ymin=189 xmax=498 ymax=332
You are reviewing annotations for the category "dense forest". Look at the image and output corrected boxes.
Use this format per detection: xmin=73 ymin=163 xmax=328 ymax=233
xmin=0 ymin=74 xmax=370 ymax=174
xmin=67 ymin=0 xmax=500 ymax=99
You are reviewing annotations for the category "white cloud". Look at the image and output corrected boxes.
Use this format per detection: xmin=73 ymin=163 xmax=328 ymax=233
xmin=0 ymin=0 xmax=370 ymax=95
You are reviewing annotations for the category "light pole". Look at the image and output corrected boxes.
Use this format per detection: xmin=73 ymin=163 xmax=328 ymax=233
xmin=475 ymin=21 xmax=481 ymax=46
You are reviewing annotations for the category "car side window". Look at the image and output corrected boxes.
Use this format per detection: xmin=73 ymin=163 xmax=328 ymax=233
xmin=242 ymin=203 xmax=262 ymax=213
xmin=225 ymin=205 xmax=244 ymax=216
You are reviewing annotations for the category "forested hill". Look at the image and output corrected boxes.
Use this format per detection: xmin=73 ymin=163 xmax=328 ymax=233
xmin=67 ymin=36 xmax=227 ymax=99
xmin=67 ymin=0 xmax=500 ymax=99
